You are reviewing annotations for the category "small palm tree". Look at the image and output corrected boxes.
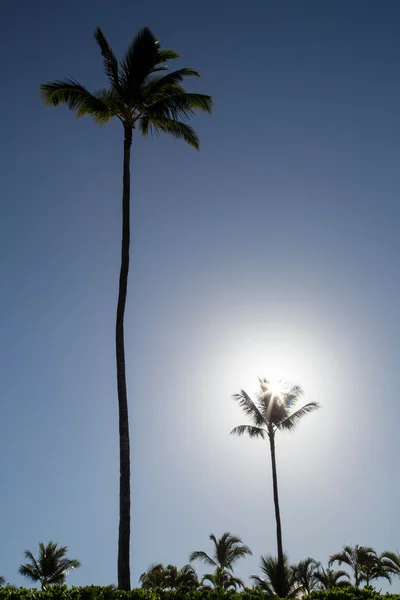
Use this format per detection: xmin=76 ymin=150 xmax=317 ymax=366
xmin=139 ymin=563 xmax=199 ymax=591
xmin=177 ymin=564 xmax=200 ymax=591
xmin=231 ymin=379 xmax=320 ymax=596
xmin=40 ymin=28 xmax=212 ymax=590
xmin=139 ymin=563 xmax=168 ymax=589
xmin=329 ymin=545 xmax=378 ymax=588
xmin=314 ymin=567 xmax=351 ymax=590
xmin=251 ymin=554 xmax=299 ymax=598
xmin=190 ymin=532 xmax=252 ymax=572
xmin=18 ymin=542 xmax=80 ymax=590
xmin=201 ymin=566 xmax=244 ymax=590
xmin=292 ymin=557 xmax=320 ymax=595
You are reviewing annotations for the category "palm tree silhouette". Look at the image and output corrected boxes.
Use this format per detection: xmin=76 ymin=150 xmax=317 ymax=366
xmin=190 ymin=532 xmax=251 ymax=586
xmin=18 ymin=541 xmax=80 ymax=590
xmin=329 ymin=545 xmax=383 ymax=588
xmin=40 ymin=27 xmax=212 ymax=589
xmin=251 ymin=554 xmax=299 ymax=598
xmin=314 ymin=567 xmax=351 ymax=589
xmin=231 ymin=378 xmax=320 ymax=596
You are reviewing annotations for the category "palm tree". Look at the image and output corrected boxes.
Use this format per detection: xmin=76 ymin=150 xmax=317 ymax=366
xmin=329 ymin=545 xmax=378 ymax=588
xmin=18 ymin=541 xmax=80 ymax=590
xmin=292 ymin=557 xmax=320 ymax=595
xmin=0 ymin=576 xmax=5 ymax=587
xmin=190 ymin=532 xmax=252 ymax=572
xmin=251 ymin=554 xmax=299 ymax=598
xmin=139 ymin=563 xmax=199 ymax=591
xmin=139 ymin=563 xmax=168 ymax=589
xmin=231 ymin=379 xmax=320 ymax=596
xmin=40 ymin=28 xmax=212 ymax=590
xmin=314 ymin=567 xmax=351 ymax=590
xmin=177 ymin=564 xmax=201 ymax=591
xmin=201 ymin=566 xmax=244 ymax=590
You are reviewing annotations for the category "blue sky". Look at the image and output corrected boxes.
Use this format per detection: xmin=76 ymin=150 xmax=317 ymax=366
xmin=1 ymin=0 xmax=400 ymax=590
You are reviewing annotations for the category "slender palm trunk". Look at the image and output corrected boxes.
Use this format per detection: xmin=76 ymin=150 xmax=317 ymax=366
xmin=268 ymin=429 xmax=285 ymax=596
xmin=116 ymin=125 xmax=132 ymax=590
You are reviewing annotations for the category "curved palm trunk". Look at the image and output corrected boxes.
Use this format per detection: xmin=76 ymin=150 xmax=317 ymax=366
xmin=116 ymin=125 xmax=133 ymax=590
xmin=268 ymin=429 xmax=285 ymax=596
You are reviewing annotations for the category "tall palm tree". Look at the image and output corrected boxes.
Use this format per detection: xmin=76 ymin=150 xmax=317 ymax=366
xmin=18 ymin=542 xmax=80 ymax=590
xmin=292 ymin=557 xmax=320 ymax=595
xmin=251 ymin=554 xmax=299 ymax=598
xmin=40 ymin=28 xmax=212 ymax=590
xmin=314 ymin=567 xmax=351 ymax=590
xmin=201 ymin=566 xmax=244 ymax=590
xmin=190 ymin=532 xmax=252 ymax=573
xmin=231 ymin=379 xmax=320 ymax=596
xmin=329 ymin=545 xmax=378 ymax=588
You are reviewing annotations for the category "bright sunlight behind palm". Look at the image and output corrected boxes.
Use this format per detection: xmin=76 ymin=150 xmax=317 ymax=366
xmin=231 ymin=379 xmax=320 ymax=597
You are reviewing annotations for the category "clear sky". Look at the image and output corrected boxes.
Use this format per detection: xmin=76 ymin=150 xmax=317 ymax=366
xmin=1 ymin=0 xmax=400 ymax=591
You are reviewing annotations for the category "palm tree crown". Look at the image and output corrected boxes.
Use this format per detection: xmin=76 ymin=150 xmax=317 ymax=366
xmin=329 ymin=545 xmax=384 ymax=588
xmin=18 ymin=541 xmax=80 ymax=590
xmin=190 ymin=532 xmax=252 ymax=572
xmin=251 ymin=554 xmax=299 ymax=598
xmin=139 ymin=563 xmax=199 ymax=591
xmin=231 ymin=379 xmax=319 ymax=440
xmin=201 ymin=566 xmax=244 ymax=590
xmin=40 ymin=27 xmax=213 ymax=148
xmin=292 ymin=557 xmax=321 ymax=595
xmin=314 ymin=567 xmax=351 ymax=590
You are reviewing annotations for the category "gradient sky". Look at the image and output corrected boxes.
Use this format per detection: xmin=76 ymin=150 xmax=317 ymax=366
xmin=1 ymin=0 xmax=400 ymax=591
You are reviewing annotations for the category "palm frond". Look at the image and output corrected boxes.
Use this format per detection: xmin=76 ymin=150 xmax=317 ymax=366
xmin=278 ymin=401 xmax=320 ymax=432
xmin=157 ymin=49 xmax=180 ymax=62
xmin=283 ymin=384 xmax=304 ymax=409
xmin=139 ymin=117 xmax=200 ymax=149
xmin=40 ymin=79 xmax=113 ymax=124
xmin=233 ymin=390 xmax=266 ymax=427
xmin=189 ymin=551 xmax=216 ymax=568
xmin=144 ymin=92 xmax=213 ymax=123
xmin=121 ymin=27 xmax=160 ymax=98
xmin=230 ymin=425 xmax=266 ymax=439
xmin=94 ymin=28 xmax=120 ymax=91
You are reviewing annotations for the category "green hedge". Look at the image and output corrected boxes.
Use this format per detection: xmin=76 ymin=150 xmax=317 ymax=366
xmin=1 ymin=588 xmax=400 ymax=600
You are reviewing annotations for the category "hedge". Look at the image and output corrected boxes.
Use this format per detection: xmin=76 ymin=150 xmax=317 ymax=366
xmin=1 ymin=587 xmax=400 ymax=600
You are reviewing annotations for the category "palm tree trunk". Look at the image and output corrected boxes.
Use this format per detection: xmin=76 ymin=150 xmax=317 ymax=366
xmin=268 ymin=429 xmax=285 ymax=596
xmin=116 ymin=125 xmax=132 ymax=590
